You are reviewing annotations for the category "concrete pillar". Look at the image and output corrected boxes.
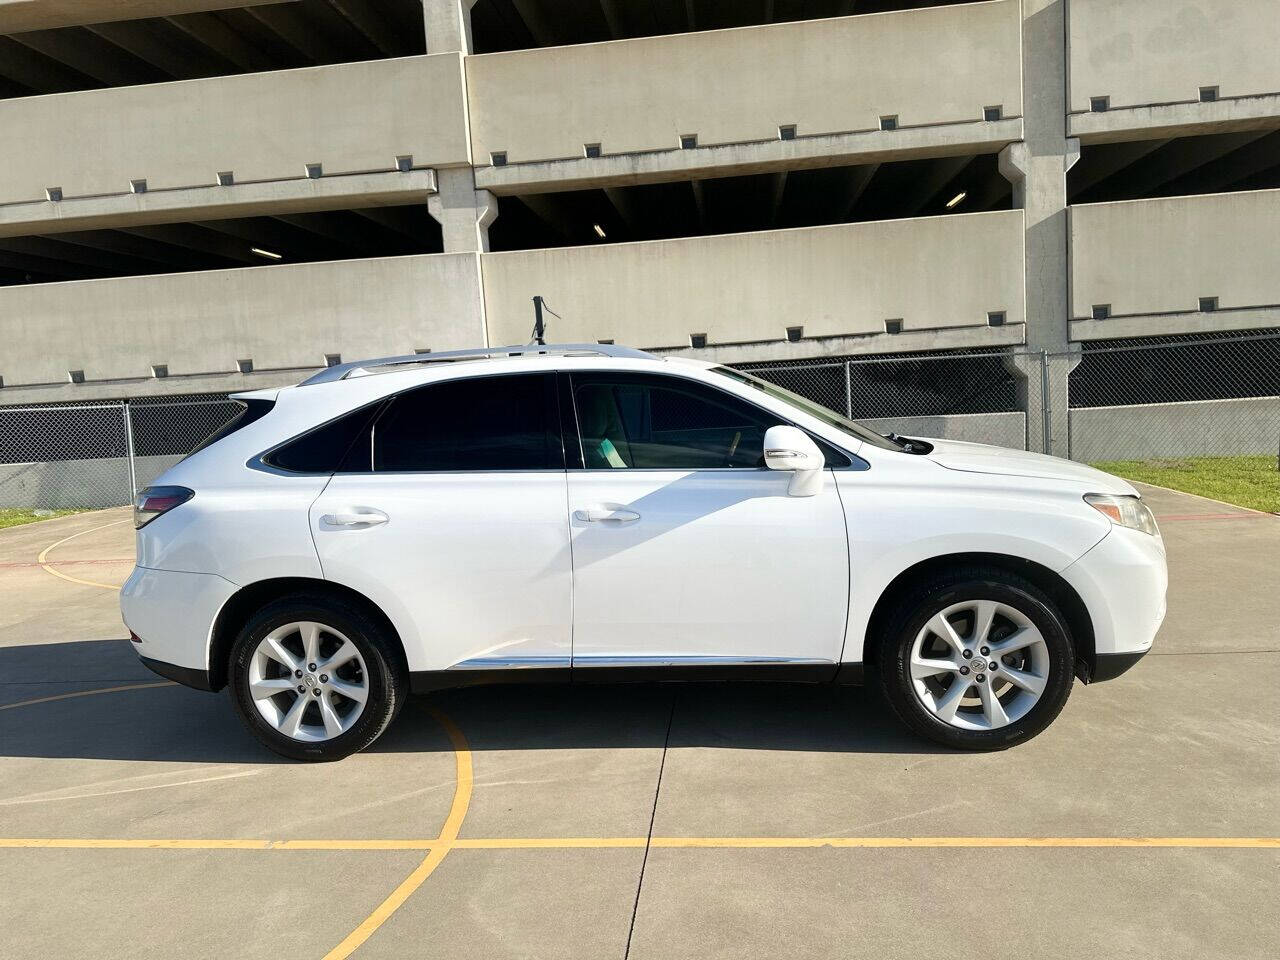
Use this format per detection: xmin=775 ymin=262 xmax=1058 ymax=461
xmin=1000 ymin=0 xmax=1080 ymax=457
xmin=428 ymin=166 xmax=497 ymax=253
xmin=422 ymin=0 xmax=477 ymax=54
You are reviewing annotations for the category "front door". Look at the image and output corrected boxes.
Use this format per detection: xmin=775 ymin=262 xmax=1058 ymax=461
xmin=564 ymin=371 xmax=849 ymax=670
xmin=309 ymin=372 xmax=572 ymax=675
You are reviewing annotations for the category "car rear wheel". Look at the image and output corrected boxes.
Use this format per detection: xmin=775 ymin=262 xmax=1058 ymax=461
xmin=875 ymin=567 xmax=1075 ymax=750
xmin=229 ymin=594 xmax=405 ymax=761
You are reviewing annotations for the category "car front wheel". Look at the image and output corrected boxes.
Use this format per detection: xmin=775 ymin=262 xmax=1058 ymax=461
xmin=228 ymin=593 xmax=405 ymax=761
xmin=875 ymin=567 xmax=1075 ymax=750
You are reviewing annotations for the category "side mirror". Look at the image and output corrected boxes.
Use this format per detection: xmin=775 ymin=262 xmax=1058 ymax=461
xmin=763 ymin=425 xmax=825 ymax=497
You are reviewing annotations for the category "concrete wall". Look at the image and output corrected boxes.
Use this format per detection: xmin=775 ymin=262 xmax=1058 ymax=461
xmin=0 ymin=55 xmax=469 ymax=207
xmin=1069 ymin=189 xmax=1280 ymax=321
xmin=466 ymin=1 xmax=1021 ymax=166
xmin=1070 ymin=397 xmax=1280 ymax=462
xmin=859 ymin=412 xmax=1026 ymax=450
xmin=0 ymin=454 xmax=166 ymax=509
xmin=1067 ymin=0 xmax=1280 ymax=114
xmin=483 ymin=210 xmax=1025 ymax=349
xmin=0 ymin=253 xmax=486 ymax=391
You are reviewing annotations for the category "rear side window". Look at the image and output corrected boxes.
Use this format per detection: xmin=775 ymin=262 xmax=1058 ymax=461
xmin=265 ymin=403 xmax=381 ymax=473
xmin=373 ymin=373 xmax=560 ymax=472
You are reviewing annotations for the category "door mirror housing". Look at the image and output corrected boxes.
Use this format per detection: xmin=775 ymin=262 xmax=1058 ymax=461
xmin=762 ymin=425 xmax=825 ymax=496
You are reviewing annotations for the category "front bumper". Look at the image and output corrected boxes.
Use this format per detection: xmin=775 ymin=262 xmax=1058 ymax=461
xmin=1061 ymin=525 xmax=1168 ymax=681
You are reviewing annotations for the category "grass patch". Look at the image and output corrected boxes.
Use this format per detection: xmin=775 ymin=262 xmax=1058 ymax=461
xmin=1091 ymin=455 xmax=1280 ymax=513
xmin=0 ymin=508 xmax=86 ymax=529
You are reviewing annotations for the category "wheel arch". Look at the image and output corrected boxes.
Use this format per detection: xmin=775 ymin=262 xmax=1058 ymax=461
xmin=207 ymin=577 xmax=407 ymax=691
xmin=861 ymin=552 xmax=1097 ymax=681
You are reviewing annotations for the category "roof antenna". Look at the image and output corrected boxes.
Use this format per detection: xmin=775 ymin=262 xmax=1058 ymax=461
xmin=530 ymin=295 xmax=561 ymax=347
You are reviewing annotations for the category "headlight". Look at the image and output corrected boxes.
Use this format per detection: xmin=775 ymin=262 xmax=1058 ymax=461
xmin=1084 ymin=493 xmax=1160 ymax=537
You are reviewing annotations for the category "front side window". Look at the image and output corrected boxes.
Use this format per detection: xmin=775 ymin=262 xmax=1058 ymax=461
xmin=572 ymin=373 xmax=781 ymax=470
xmin=374 ymin=373 xmax=559 ymax=472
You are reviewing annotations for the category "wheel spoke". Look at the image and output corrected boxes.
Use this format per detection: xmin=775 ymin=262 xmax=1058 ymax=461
xmin=933 ymin=677 xmax=971 ymax=722
xmin=279 ymin=692 xmax=311 ymax=737
xmin=264 ymin=635 xmax=300 ymax=672
xmin=927 ymin=613 xmax=966 ymax=655
xmin=318 ymin=640 xmax=359 ymax=673
xmin=999 ymin=664 xmax=1046 ymax=696
xmin=250 ymin=677 xmax=296 ymax=700
xmin=318 ymin=692 xmax=345 ymax=738
xmin=977 ymin=681 xmax=1010 ymax=727
xmin=328 ymin=678 xmax=367 ymax=705
xmin=911 ymin=654 xmax=959 ymax=680
xmin=987 ymin=627 xmax=1040 ymax=658
xmin=299 ymin=622 xmax=322 ymax=664
xmin=971 ymin=599 xmax=998 ymax=647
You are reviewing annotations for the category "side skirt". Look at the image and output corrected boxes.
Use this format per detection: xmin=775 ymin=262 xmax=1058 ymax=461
xmin=409 ymin=660 xmax=843 ymax=694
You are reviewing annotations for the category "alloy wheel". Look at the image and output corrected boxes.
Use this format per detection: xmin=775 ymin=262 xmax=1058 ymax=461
xmin=908 ymin=599 xmax=1050 ymax=731
xmin=247 ymin=621 xmax=369 ymax=742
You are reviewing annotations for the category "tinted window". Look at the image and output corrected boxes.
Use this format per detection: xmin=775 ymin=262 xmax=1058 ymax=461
xmin=572 ymin=374 xmax=780 ymax=469
xmin=374 ymin=374 xmax=559 ymax=472
xmin=266 ymin=403 xmax=381 ymax=473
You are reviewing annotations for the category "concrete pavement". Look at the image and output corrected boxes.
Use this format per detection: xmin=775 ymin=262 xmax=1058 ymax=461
xmin=0 ymin=484 xmax=1277 ymax=959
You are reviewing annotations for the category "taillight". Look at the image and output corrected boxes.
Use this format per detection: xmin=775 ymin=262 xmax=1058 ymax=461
xmin=133 ymin=485 xmax=194 ymax=529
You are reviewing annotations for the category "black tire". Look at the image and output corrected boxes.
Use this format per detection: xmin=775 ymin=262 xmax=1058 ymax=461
xmin=874 ymin=566 xmax=1075 ymax=751
xmin=228 ymin=592 xmax=406 ymax=762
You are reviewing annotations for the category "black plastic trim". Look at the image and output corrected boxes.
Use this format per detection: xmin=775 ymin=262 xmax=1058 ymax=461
xmin=138 ymin=655 xmax=215 ymax=692
xmin=1085 ymin=649 xmax=1150 ymax=683
xmin=410 ymin=661 xmax=839 ymax=693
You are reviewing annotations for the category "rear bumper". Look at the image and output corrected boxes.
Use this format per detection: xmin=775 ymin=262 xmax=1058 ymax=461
xmin=120 ymin=565 xmax=238 ymax=675
xmin=138 ymin=655 xmax=215 ymax=691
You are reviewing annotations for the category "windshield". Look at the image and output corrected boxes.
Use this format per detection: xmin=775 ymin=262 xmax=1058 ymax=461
xmin=709 ymin=366 xmax=905 ymax=451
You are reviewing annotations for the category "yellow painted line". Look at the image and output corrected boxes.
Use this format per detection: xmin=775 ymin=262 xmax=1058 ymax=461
xmin=2 ymin=836 xmax=1275 ymax=852
xmin=321 ymin=708 xmax=474 ymax=960
xmin=0 ymin=681 xmax=174 ymax=712
xmin=649 ymin=836 xmax=1280 ymax=849
xmin=36 ymin=517 xmax=132 ymax=591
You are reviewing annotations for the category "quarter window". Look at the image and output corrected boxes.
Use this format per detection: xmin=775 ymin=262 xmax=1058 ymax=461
xmin=374 ymin=373 xmax=559 ymax=472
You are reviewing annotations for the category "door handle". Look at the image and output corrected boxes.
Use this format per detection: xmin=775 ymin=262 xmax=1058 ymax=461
xmin=321 ymin=509 xmax=388 ymax=528
xmin=575 ymin=507 xmax=641 ymax=523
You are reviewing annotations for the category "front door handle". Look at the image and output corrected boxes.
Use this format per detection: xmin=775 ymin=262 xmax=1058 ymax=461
xmin=575 ymin=507 xmax=641 ymax=524
xmin=321 ymin=509 xmax=388 ymax=528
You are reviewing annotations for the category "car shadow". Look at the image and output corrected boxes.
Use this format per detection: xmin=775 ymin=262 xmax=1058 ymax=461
xmin=1 ymin=639 xmax=947 ymax=763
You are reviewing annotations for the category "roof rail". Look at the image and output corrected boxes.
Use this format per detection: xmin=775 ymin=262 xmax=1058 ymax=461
xmin=298 ymin=343 xmax=657 ymax=386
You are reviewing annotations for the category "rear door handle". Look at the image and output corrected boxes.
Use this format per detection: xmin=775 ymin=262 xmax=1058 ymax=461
xmin=575 ymin=507 xmax=641 ymax=523
xmin=321 ymin=509 xmax=388 ymax=528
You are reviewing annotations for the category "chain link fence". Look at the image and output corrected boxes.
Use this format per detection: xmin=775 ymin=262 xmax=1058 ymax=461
xmin=0 ymin=396 xmax=243 ymax=510
xmin=1062 ymin=329 xmax=1280 ymax=464
xmin=735 ymin=348 xmax=1034 ymax=451
xmin=1 ymin=330 xmax=1276 ymax=510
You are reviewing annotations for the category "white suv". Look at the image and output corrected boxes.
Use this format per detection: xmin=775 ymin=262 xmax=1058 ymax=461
xmin=121 ymin=344 xmax=1167 ymax=760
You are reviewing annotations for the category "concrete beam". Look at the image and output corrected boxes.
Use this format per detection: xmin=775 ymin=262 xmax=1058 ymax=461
xmin=0 ymin=0 xmax=280 ymax=33
xmin=7 ymin=28 xmax=161 ymax=87
xmin=1069 ymin=96 xmax=1280 ymax=146
xmin=0 ymin=170 xmax=437 ymax=238
xmin=1070 ymin=306 xmax=1280 ymax=343
xmin=475 ymin=119 xmax=1023 ymax=196
xmin=647 ymin=323 xmax=1026 ymax=366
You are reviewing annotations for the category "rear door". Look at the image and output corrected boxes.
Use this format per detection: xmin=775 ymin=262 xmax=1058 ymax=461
xmin=307 ymin=372 xmax=573 ymax=675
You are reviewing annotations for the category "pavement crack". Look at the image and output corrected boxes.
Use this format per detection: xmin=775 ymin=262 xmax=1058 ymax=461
xmin=623 ymin=689 xmax=677 ymax=960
